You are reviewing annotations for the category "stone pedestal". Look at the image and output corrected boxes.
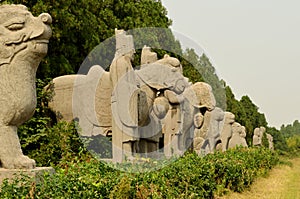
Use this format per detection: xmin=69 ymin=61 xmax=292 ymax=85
xmin=0 ymin=167 xmax=55 ymax=185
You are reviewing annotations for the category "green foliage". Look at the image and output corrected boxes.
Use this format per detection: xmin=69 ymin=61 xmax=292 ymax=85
xmin=267 ymin=127 xmax=288 ymax=153
xmin=225 ymin=86 xmax=269 ymax=145
xmin=3 ymin=0 xmax=172 ymax=79
xmin=262 ymin=131 xmax=269 ymax=149
xmin=0 ymin=148 xmax=278 ymax=198
xmin=274 ymin=120 xmax=300 ymax=156
xmin=281 ymin=120 xmax=300 ymax=138
xmin=182 ymin=49 xmax=227 ymax=110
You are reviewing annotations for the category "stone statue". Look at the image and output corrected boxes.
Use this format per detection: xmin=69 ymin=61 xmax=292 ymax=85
xmin=199 ymin=107 xmax=224 ymax=154
xmin=253 ymin=126 xmax=265 ymax=147
xmin=228 ymin=122 xmax=248 ymax=149
xmin=140 ymin=45 xmax=158 ymax=66
xmin=219 ymin=112 xmax=235 ymax=151
xmin=0 ymin=5 xmax=52 ymax=169
xmin=193 ymin=112 xmax=206 ymax=155
xmin=266 ymin=133 xmax=274 ymax=150
xmin=47 ymin=30 xmax=219 ymax=161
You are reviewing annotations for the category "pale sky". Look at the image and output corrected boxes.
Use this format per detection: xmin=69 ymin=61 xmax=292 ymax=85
xmin=161 ymin=0 xmax=300 ymax=129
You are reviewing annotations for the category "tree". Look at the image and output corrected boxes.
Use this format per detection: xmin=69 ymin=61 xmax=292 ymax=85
xmin=182 ymin=49 xmax=226 ymax=110
xmin=267 ymin=127 xmax=288 ymax=153
xmin=3 ymin=0 xmax=173 ymax=79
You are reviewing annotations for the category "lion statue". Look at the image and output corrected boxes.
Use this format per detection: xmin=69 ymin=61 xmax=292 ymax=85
xmin=0 ymin=4 xmax=52 ymax=169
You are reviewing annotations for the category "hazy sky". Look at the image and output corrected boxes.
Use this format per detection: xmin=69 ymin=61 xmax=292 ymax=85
xmin=161 ymin=0 xmax=300 ymax=128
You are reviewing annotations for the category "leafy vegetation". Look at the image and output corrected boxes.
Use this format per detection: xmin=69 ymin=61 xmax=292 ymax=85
xmin=0 ymin=148 xmax=278 ymax=198
xmin=280 ymin=120 xmax=300 ymax=155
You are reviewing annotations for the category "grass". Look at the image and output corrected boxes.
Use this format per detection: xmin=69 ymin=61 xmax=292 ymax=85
xmin=217 ymin=158 xmax=300 ymax=199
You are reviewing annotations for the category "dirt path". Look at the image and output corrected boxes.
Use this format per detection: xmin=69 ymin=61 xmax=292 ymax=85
xmin=218 ymin=158 xmax=300 ymax=199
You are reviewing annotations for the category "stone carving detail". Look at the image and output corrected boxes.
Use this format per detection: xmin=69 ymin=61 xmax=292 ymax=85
xmin=0 ymin=5 xmax=51 ymax=169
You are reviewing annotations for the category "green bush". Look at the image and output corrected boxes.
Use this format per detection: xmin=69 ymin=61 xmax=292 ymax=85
xmin=0 ymin=147 xmax=278 ymax=198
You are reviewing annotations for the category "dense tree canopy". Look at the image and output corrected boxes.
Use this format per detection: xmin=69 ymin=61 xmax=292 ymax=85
xmin=182 ymin=49 xmax=227 ymax=110
xmin=3 ymin=0 xmax=173 ymax=79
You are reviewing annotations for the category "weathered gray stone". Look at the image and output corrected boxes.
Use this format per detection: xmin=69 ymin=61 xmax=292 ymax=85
xmin=200 ymin=107 xmax=224 ymax=154
xmin=0 ymin=4 xmax=51 ymax=169
xmin=220 ymin=112 xmax=235 ymax=151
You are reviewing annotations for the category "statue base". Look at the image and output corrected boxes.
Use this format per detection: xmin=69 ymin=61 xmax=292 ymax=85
xmin=0 ymin=167 xmax=55 ymax=185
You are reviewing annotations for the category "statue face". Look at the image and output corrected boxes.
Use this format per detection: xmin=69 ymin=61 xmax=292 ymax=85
xmin=0 ymin=5 xmax=52 ymax=65
xmin=194 ymin=112 xmax=204 ymax=128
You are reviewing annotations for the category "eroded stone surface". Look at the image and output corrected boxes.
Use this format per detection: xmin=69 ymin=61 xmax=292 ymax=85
xmin=0 ymin=4 xmax=51 ymax=169
xmin=220 ymin=112 xmax=235 ymax=151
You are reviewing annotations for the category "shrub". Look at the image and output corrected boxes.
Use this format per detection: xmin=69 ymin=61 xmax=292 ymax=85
xmin=0 ymin=147 xmax=278 ymax=198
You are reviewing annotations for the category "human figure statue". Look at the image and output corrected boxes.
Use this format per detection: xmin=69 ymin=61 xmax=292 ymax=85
xmin=193 ymin=112 xmax=205 ymax=155
xmin=110 ymin=29 xmax=139 ymax=162
xmin=0 ymin=5 xmax=52 ymax=169
xmin=253 ymin=127 xmax=264 ymax=147
xmin=219 ymin=112 xmax=235 ymax=151
xmin=228 ymin=123 xmax=248 ymax=149
xmin=266 ymin=133 xmax=274 ymax=150
xmin=200 ymin=107 xmax=224 ymax=154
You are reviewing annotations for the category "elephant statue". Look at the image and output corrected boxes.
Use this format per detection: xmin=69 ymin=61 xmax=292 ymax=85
xmin=47 ymin=30 xmax=218 ymax=162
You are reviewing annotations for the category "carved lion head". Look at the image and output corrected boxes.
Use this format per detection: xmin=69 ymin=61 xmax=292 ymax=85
xmin=0 ymin=4 xmax=52 ymax=65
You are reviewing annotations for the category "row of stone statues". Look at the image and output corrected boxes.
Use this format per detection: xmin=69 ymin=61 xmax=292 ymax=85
xmin=47 ymin=29 xmax=262 ymax=162
xmin=0 ymin=5 xmax=274 ymax=169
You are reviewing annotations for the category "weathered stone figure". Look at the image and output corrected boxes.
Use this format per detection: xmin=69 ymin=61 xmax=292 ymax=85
xmin=266 ymin=133 xmax=274 ymax=150
xmin=228 ymin=122 xmax=248 ymax=149
xmin=219 ymin=112 xmax=235 ymax=151
xmin=110 ymin=29 xmax=139 ymax=161
xmin=193 ymin=112 xmax=205 ymax=155
xmin=253 ymin=127 xmax=265 ymax=147
xmin=200 ymin=107 xmax=224 ymax=154
xmin=0 ymin=5 xmax=51 ymax=169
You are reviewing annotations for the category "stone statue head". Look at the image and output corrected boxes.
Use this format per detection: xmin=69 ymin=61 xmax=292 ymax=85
xmin=115 ymin=29 xmax=135 ymax=59
xmin=0 ymin=4 xmax=52 ymax=65
xmin=156 ymin=54 xmax=182 ymax=73
xmin=189 ymin=82 xmax=216 ymax=111
xmin=194 ymin=112 xmax=204 ymax=129
xmin=224 ymin=112 xmax=235 ymax=124
xmin=254 ymin=128 xmax=260 ymax=136
xmin=232 ymin=122 xmax=242 ymax=134
xmin=141 ymin=45 xmax=157 ymax=65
